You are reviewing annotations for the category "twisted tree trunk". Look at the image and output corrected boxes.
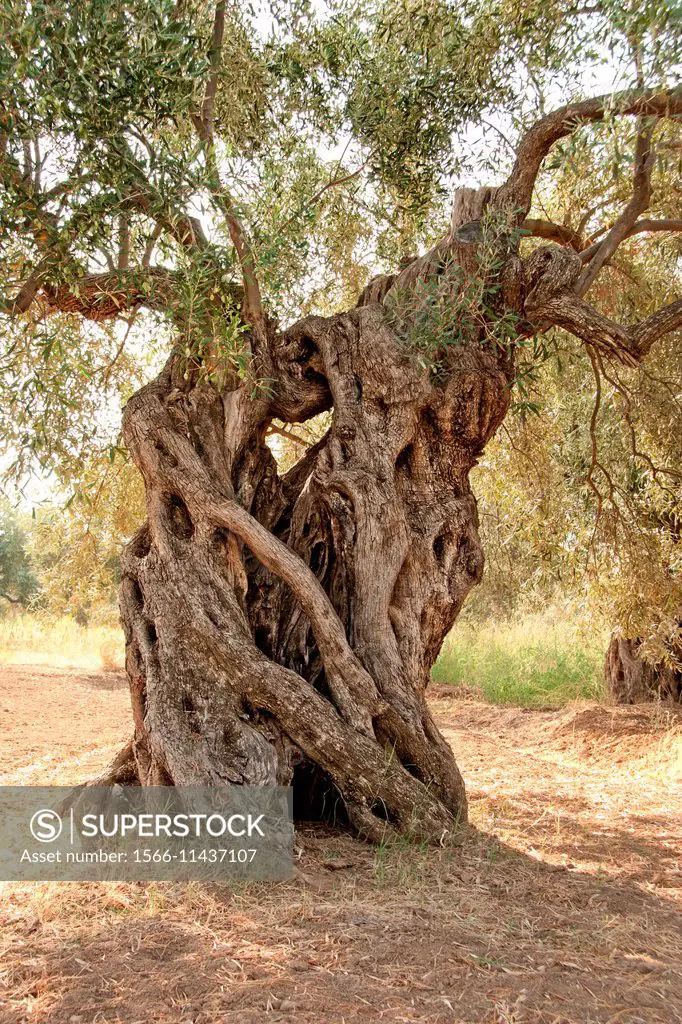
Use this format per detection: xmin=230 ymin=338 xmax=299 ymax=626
xmin=114 ymin=191 xmax=523 ymax=841
xmin=77 ymin=150 xmax=682 ymax=839
xmin=605 ymin=636 xmax=682 ymax=705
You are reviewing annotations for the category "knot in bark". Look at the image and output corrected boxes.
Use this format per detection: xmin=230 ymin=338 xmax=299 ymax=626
xmin=523 ymin=245 xmax=582 ymax=314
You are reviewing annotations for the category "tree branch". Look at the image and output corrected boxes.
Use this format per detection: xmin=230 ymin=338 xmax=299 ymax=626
xmin=266 ymin=424 xmax=313 ymax=447
xmin=209 ymin=180 xmax=265 ymax=330
xmin=526 ymin=290 xmax=682 ymax=366
xmin=577 ymin=117 xmax=655 ymax=295
xmin=522 ymin=218 xmax=584 ymax=249
xmin=635 ymin=298 xmax=682 ymax=356
xmin=579 ymin=218 xmax=682 ymax=262
xmin=200 ymin=0 xmax=225 ymax=141
xmin=120 ymin=185 xmax=208 ymax=252
xmin=497 ymin=87 xmax=682 ymax=219
xmin=117 ymin=214 xmax=130 ymax=271
xmin=185 ymin=3 xmax=264 ymax=331
xmin=301 ymin=158 xmax=372 ymax=213
xmin=1 ymin=268 xmax=175 ymax=321
xmin=142 ymin=223 xmax=164 ymax=268
xmin=0 ymin=147 xmax=59 ymax=249
xmin=0 ymin=137 xmax=203 ymax=322
xmin=3 ymin=259 xmax=49 ymax=314
xmin=104 ymin=135 xmax=209 ymax=252
xmin=585 ymin=345 xmax=604 ymax=543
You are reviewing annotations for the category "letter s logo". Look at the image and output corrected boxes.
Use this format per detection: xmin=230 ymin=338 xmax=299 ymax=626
xmin=30 ymin=809 xmax=63 ymax=843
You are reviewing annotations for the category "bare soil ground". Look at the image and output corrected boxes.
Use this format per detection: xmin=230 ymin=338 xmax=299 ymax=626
xmin=0 ymin=667 xmax=681 ymax=1024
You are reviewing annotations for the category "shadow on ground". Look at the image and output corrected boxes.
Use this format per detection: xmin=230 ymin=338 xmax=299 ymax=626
xmin=1 ymin=825 xmax=681 ymax=1024
xmin=1 ymin=673 xmax=680 ymax=1023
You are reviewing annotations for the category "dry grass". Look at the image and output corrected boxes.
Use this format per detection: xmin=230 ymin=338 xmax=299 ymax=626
xmin=0 ymin=612 xmax=124 ymax=671
xmin=1 ymin=666 xmax=681 ymax=1023
xmin=3 ymin=835 xmax=680 ymax=1024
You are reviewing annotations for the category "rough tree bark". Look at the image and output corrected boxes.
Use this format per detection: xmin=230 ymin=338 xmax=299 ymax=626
xmin=605 ymin=636 xmax=682 ymax=705
xmin=113 ymin=148 xmax=682 ymax=840
xmin=115 ymin=189 xmax=519 ymax=842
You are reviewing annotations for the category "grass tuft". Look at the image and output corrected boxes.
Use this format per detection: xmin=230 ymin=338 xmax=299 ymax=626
xmin=433 ymin=611 xmax=606 ymax=707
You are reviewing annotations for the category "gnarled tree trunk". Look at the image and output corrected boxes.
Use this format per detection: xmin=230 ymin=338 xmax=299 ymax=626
xmin=605 ymin=636 xmax=682 ymax=705
xmin=8 ymin=78 xmax=682 ymax=842
xmin=107 ymin=155 xmax=682 ymax=838
xmin=115 ymin=191 xmax=519 ymax=842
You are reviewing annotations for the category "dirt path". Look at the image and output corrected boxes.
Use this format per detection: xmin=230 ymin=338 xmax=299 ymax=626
xmin=0 ymin=665 xmax=130 ymax=787
xmin=0 ymin=667 xmax=680 ymax=1023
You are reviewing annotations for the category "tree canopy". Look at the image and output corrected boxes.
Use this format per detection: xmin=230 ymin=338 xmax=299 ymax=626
xmin=2 ymin=0 xmax=680 ymax=355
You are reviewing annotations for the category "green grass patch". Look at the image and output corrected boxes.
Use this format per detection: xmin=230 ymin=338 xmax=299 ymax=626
xmin=433 ymin=612 xmax=606 ymax=707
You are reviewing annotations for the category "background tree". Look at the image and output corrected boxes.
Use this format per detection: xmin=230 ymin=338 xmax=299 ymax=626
xmin=0 ymin=501 xmax=38 ymax=606
xmin=1 ymin=0 xmax=681 ymax=839
xmin=27 ymin=458 xmax=145 ymax=621
xmin=470 ymin=116 xmax=682 ymax=704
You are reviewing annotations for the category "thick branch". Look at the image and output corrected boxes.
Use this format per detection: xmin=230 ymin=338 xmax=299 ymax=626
xmin=523 ymin=218 xmax=584 ymax=249
xmin=521 ymin=216 xmax=682 ymax=256
xmin=497 ymin=87 xmax=682 ymax=219
xmin=6 ymin=268 xmax=175 ymax=321
xmin=200 ymin=484 xmax=379 ymax=732
xmin=577 ymin=118 xmax=655 ymax=295
xmin=527 ymin=290 xmax=682 ymax=366
xmin=635 ymin=299 xmax=682 ymax=356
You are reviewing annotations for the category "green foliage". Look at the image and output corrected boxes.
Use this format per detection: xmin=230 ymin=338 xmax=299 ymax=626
xmin=385 ymin=209 xmax=522 ymax=375
xmin=0 ymin=310 xmax=159 ymax=487
xmin=0 ymin=0 xmax=206 ymax=134
xmin=27 ymin=457 xmax=145 ymax=617
xmin=0 ymin=456 xmax=144 ymax=618
xmin=172 ymin=248 xmax=250 ymax=384
xmin=472 ymin=320 xmax=682 ymax=664
xmin=0 ymin=501 xmax=38 ymax=605
xmin=324 ymin=0 xmax=510 ymax=219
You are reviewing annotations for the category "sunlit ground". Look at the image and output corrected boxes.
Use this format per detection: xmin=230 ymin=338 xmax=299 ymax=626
xmin=0 ymin=617 xmax=680 ymax=1022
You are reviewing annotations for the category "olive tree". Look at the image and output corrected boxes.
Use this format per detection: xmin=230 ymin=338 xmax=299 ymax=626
xmin=1 ymin=0 xmax=680 ymax=838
